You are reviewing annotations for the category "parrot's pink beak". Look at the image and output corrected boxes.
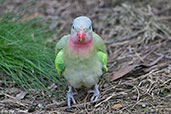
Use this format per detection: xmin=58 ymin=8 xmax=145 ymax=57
xmin=77 ymin=31 xmax=85 ymax=41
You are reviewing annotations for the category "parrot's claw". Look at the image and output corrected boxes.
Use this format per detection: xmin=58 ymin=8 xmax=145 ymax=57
xmin=67 ymin=86 xmax=77 ymax=108
xmin=88 ymin=84 xmax=100 ymax=102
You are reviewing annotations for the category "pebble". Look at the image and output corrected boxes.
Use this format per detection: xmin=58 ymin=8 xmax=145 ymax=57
xmin=131 ymin=95 xmax=137 ymax=100
xmin=151 ymin=109 xmax=155 ymax=113
xmin=141 ymin=104 xmax=146 ymax=108
xmin=38 ymin=103 xmax=43 ymax=108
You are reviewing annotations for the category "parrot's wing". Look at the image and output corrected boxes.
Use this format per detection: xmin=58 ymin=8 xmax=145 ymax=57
xmin=55 ymin=35 xmax=70 ymax=54
xmin=93 ymin=32 xmax=108 ymax=72
xmin=97 ymin=51 xmax=108 ymax=72
xmin=55 ymin=35 xmax=70 ymax=76
xmin=55 ymin=50 xmax=65 ymax=76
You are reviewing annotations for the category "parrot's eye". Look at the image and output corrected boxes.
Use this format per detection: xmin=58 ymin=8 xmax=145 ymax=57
xmin=72 ymin=26 xmax=75 ymax=29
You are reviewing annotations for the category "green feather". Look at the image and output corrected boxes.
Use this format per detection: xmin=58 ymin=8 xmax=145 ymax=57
xmin=55 ymin=35 xmax=69 ymax=76
xmin=93 ymin=32 xmax=108 ymax=72
xmin=92 ymin=32 xmax=107 ymax=53
xmin=55 ymin=50 xmax=65 ymax=76
xmin=97 ymin=51 xmax=108 ymax=72
xmin=55 ymin=35 xmax=70 ymax=54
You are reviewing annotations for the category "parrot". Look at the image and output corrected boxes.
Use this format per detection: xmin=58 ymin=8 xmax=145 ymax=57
xmin=55 ymin=16 xmax=107 ymax=108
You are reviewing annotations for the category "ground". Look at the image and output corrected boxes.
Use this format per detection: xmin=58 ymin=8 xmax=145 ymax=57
xmin=0 ymin=0 xmax=171 ymax=113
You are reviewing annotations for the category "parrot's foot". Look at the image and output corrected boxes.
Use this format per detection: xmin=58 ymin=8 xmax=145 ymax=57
xmin=67 ymin=86 xmax=77 ymax=108
xmin=88 ymin=84 xmax=100 ymax=102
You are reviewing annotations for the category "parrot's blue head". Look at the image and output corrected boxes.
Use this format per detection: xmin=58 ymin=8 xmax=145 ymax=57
xmin=71 ymin=16 xmax=93 ymax=42
xmin=72 ymin=16 xmax=92 ymax=31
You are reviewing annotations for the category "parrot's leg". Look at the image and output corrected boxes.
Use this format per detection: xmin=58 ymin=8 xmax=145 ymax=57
xmin=67 ymin=86 xmax=77 ymax=108
xmin=88 ymin=84 xmax=100 ymax=102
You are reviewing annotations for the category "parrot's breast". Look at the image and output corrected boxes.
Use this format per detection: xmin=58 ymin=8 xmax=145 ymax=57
xmin=68 ymin=38 xmax=93 ymax=57
xmin=63 ymin=39 xmax=102 ymax=88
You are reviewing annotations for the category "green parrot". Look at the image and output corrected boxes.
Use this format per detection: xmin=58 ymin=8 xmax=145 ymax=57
xmin=55 ymin=16 xmax=107 ymax=107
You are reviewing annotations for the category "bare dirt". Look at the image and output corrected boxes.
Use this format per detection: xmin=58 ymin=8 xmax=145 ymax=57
xmin=0 ymin=0 xmax=171 ymax=113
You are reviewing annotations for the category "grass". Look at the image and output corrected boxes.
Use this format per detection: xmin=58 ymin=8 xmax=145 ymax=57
xmin=0 ymin=0 xmax=4 ymax=4
xmin=0 ymin=17 xmax=63 ymax=92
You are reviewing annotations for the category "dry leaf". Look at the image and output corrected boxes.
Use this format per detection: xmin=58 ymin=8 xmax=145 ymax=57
xmin=110 ymin=64 xmax=138 ymax=81
xmin=16 ymin=91 xmax=27 ymax=100
xmin=112 ymin=104 xmax=123 ymax=109
xmin=110 ymin=53 xmax=164 ymax=81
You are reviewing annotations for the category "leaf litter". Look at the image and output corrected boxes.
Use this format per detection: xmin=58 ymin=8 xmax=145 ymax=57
xmin=0 ymin=0 xmax=171 ymax=113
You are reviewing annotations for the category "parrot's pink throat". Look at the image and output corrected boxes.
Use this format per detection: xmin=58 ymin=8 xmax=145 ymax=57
xmin=68 ymin=33 xmax=93 ymax=55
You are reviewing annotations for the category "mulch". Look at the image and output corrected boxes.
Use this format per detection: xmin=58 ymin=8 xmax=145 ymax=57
xmin=0 ymin=0 xmax=171 ymax=113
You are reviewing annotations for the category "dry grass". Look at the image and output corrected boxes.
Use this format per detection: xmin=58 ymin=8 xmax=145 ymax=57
xmin=0 ymin=0 xmax=171 ymax=113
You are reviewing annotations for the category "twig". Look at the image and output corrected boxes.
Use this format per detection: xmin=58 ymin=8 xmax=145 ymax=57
xmin=2 ymin=93 xmax=16 ymax=99
xmin=108 ymin=61 xmax=117 ymax=69
xmin=108 ymin=40 xmax=129 ymax=46
xmin=156 ymin=16 xmax=171 ymax=20
xmin=130 ymin=99 xmax=143 ymax=109
xmin=153 ymin=22 xmax=171 ymax=40
xmin=61 ymin=101 xmax=92 ymax=109
xmin=146 ymin=52 xmax=164 ymax=66
xmin=95 ymin=93 xmax=116 ymax=107
xmin=116 ymin=30 xmax=145 ymax=42
xmin=155 ymin=52 xmax=171 ymax=60
xmin=161 ymin=78 xmax=171 ymax=86
xmin=120 ymin=100 xmax=142 ymax=112
xmin=134 ymin=86 xmax=140 ymax=101
xmin=0 ymin=99 xmax=26 ymax=107
xmin=155 ymin=7 xmax=171 ymax=15
xmin=165 ymin=55 xmax=171 ymax=60
xmin=133 ymin=49 xmax=144 ymax=62
xmin=95 ymin=92 xmax=127 ymax=107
